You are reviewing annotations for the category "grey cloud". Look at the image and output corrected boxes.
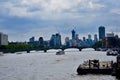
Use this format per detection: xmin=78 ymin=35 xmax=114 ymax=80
xmin=0 ymin=0 xmax=120 ymax=41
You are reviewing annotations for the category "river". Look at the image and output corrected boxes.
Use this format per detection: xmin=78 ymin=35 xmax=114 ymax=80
xmin=0 ymin=48 xmax=118 ymax=80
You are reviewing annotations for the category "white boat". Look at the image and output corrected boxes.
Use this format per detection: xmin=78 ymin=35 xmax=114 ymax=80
xmin=56 ymin=51 xmax=65 ymax=55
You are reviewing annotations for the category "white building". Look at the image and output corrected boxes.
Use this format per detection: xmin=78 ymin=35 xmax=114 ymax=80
xmin=0 ymin=32 xmax=8 ymax=45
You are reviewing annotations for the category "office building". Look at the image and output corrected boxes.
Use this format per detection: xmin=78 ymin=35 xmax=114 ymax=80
xmin=88 ymin=34 xmax=92 ymax=40
xmin=76 ymin=34 xmax=79 ymax=40
xmin=65 ymin=37 xmax=70 ymax=47
xmin=29 ymin=36 xmax=35 ymax=42
xmin=83 ymin=37 xmax=86 ymax=41
xmin=39 ymin=37 xmax=44 ymax=45
xmin=105 ymin=32 xmax=119 ymax=47
xmin=94 ymin=34 xmax=98 ymax=42
xmin=50 ymin=34 xmax=56 ymax=47
xmin=99 ymin=26 xmax=105 ymax=40
xmin=86 ymin=34 xmax=93 ymax=47
xmin=72 ymin=29 xmax=76 ymax=40
xmin=0 ymin=32 xmax=8 ymax=45
xmin=56 ymin=33 xmax=62 ymax=46
xmin=50 ymin=33 xmax=62 ymax=47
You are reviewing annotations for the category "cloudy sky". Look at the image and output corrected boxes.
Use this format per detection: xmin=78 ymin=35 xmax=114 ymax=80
xmin=0 ymin=0 xmax=120 ymax=42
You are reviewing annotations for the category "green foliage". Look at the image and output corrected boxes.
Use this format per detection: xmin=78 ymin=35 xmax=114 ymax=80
xmin=1 ymin=44 xmax=33 ymax=50
xmin=32 ymin=44 xmax=45 ymax=50
xmin=92 ymin=41 xmax=102 ymax=48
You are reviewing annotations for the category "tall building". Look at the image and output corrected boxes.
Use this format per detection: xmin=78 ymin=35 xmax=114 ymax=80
xmin=88 ymin=34 xmax=91 ymax=40
xmin=94 ymin=34 xmax=98 ymax=42
xmin=28 ymin=36 xmax=39 ymax=45
xmin=83 ymin=37 xmax=86 ymax=41
xmin=29 ymin=36 xmax=35 ymax=42
xmin=65 ymin=37 xmax=70 ymax=47
xmin=76 ymin=34 xmax=79 ymax=40
xmin=50 ymin=34 xmax=56 ymax=47
xmin=55 ymin=33 xmax=62 ymax=46
xmin=39 ymin=37 xmax=44 ymax=45
xmin=0 ymin=32 xmax=8 ymax=45
xmin=50 ymin=33 xmax=62 ymax=47
xmin=72 ymin=29 xmax=76 ymax=40
xmin=86 ymin=34 xmax=93 ymax=47
xmin=99 ymin=26 xmax=105 ymax=40
xmin=105 ymin=32 xmax=119 ymax=47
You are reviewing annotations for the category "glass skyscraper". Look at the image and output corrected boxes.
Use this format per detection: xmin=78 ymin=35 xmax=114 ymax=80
xmin=72 ymin=29 xmax=76 ymax=40
xmin=98 ymin=26 xmax=105 ymax=40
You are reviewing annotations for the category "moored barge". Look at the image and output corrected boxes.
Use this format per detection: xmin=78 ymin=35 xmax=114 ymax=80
xmin=77 ymin=60 xmax=114 ymax=75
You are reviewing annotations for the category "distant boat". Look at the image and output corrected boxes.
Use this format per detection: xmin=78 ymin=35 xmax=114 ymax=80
xmin=56 ymin=51 xmax=65 ymax=55
xmin=106 ymin=49 xmax=118 ymax=56
xmin=96 ymin=48 xmax=107 ymax=51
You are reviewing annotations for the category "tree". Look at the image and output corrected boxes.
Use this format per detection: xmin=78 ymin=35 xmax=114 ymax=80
xmin=92 ymin=41 xmax=102 ymax=48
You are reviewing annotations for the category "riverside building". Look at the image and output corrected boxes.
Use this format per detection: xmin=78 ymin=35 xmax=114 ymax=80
xmin=0 ymin=32 xmax=8 ymax=45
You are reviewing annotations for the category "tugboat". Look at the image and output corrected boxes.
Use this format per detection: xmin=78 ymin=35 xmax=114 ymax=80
xmin=77 ymin=59 xmax=113 ymax=75
xmin=56 ymin=50 xmax=65 ymax=55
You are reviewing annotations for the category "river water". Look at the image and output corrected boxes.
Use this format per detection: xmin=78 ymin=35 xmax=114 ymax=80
xmin=0 ymin=48 xmax=118 ymax=80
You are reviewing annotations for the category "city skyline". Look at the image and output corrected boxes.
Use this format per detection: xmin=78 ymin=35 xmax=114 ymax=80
xmin=0 ymin=27 xmax=119 ymax=43
xmin=0 ymin=26 xmax=119 ymax=44
xmin=0 ymin=0 xmax=120 ymax=42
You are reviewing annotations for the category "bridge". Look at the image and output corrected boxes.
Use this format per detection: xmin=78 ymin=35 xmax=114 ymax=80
xmin=0 ymin=46 xmax=96 ymax=53
xmin=43 ymin=46 xmax=92 ymax=52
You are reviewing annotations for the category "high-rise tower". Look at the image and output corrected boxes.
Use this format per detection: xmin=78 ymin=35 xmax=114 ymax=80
xmin=99 ymin=26 xmax=105 ymax=40
xmin=72 ymin=29 xmax=76 ymax=40
xmin=94 ymin=34 xmax=98 ymax=42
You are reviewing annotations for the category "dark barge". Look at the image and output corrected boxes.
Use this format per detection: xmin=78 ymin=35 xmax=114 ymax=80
xmin=77 ymin=60 xmax=114 ymax=75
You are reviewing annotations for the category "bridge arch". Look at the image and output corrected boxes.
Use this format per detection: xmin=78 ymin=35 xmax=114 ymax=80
xmin=62 ymin=47 xmax=82 ymax=51
xmin=43 ymin=46 xmax=92 ymax=52
xmin=46 ymin=49 xmax=62 ymax=53
xmin=64 ymin=48 xmax=80 ymax=52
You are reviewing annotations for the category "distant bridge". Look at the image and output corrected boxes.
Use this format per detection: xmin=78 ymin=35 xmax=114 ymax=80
xmin=43 ymin=46 xmax=91 ymax=52
xmin=0 ymin=46 xmax=96 ymax=53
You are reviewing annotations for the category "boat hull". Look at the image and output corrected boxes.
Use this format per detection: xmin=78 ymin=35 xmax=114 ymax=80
xmin=77 ymin=68 xmax=112 ymax=75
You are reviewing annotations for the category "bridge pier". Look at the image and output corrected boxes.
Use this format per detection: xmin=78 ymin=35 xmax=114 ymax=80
xmin=61 ymin=48 xmax=64 ymax=51
xmin=94 ymin=48 xmax=97 ymax=51
xmin=79 ymin=48 xmax=82 ymax=51
xmin=44 ymin=50 xmax=47 ymax=52
xmin=27 ymin=50 xmax=30 ymax=53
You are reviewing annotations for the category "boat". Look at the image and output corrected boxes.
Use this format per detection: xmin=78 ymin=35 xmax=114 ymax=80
xmin=77 ymin=59 xmax=114 ymax=75
xmin=106 ymin=49 xmax=118 ymax=56
xmin=56 ymin=51 xmax=65 ymax=55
